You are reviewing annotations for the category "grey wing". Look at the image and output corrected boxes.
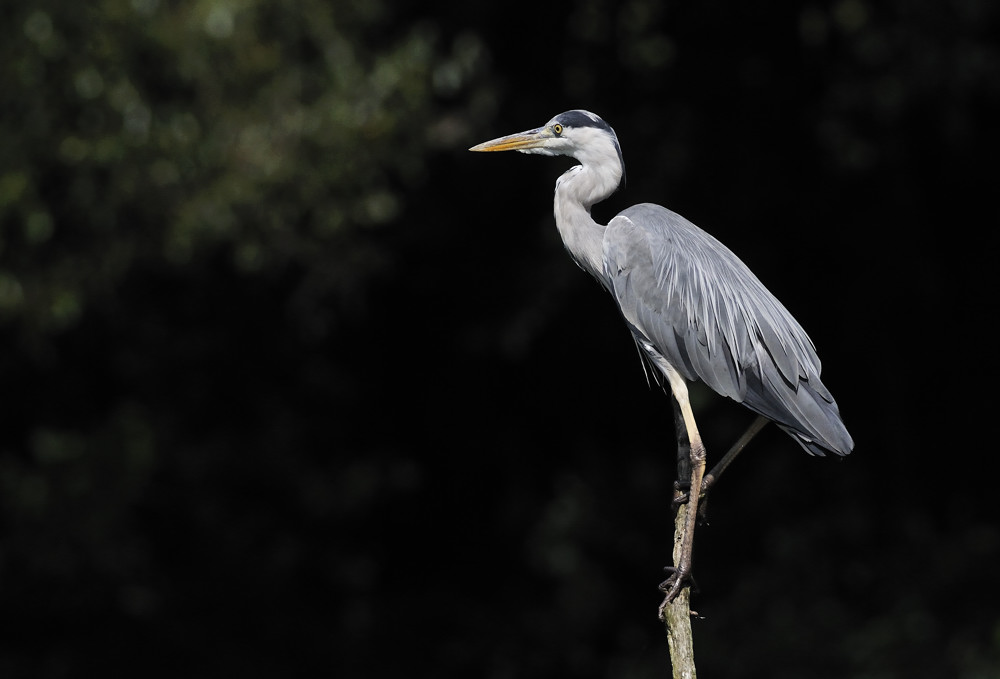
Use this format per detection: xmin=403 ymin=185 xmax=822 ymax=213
xmin=603 ymin=203 xmax=854 ymax=457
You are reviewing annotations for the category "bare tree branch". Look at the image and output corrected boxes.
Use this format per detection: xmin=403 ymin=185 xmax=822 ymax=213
xmin=661 ymin=502 xmax=697 ymax=679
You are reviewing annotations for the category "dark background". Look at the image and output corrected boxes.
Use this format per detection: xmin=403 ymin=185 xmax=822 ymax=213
xmin=2 ymin=1 xmax=998 ymax=677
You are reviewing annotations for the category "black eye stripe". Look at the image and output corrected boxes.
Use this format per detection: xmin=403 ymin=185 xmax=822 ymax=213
xmin=554 ymin=110 xmax=612 ymax=133
xmin=550 ymin=110 xmax=625 ymax=189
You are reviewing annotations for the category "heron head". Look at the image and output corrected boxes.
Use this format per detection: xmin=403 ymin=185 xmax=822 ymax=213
xmin=470 ymin=110 xmax=625 ymax=186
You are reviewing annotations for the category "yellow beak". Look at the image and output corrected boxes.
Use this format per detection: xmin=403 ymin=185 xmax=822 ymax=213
xmin=469 ymin=128 xmax=552 ymax=153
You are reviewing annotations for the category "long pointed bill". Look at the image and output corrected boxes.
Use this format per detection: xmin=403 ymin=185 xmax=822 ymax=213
xmin=469 ymin=127 xmax=552 ymax=152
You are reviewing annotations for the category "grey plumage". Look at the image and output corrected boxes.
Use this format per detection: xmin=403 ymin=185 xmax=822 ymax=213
xmin=605 ymin=203 xmax=852 ymax=456
xmin=470 ymin=109 xmax=853 ymax=458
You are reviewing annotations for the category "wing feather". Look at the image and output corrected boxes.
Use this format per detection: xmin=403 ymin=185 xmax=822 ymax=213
xmin=603 ymin=203 xmax=853 ymax=456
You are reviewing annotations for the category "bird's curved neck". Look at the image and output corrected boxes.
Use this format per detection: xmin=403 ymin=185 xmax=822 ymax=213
xmin=553 ymin=161 xmax=621 ymax=280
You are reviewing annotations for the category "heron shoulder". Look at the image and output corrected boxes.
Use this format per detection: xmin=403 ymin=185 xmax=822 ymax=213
xmin=603 ymin=202 xmax=822 ymax=388
xmin=613 ymin=203 xmax=733 ymax=260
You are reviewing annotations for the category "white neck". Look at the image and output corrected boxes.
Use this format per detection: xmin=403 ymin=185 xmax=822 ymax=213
xmin=553 ymin=160 xmax=622 ymax=280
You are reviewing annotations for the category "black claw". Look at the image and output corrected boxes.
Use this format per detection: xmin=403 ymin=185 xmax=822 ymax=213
xmin=659 ymin=566 xmax=699 ymax=594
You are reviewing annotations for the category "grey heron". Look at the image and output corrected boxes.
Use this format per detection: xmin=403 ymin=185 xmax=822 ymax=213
xmin=469 ymin=110 xmax=853 ymax=610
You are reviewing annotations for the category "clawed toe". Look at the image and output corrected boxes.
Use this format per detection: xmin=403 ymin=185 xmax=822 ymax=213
xmin=657 ymin=565 xmax=699 ymax=620
xmin=659 ymin=565 xmax=698 ymax=595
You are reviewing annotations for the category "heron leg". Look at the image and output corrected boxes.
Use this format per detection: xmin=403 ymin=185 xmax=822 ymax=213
xmin=696 ymin=415 xmax=769 ymax=518
xmin=658 ymin=374 xmax=706 ymax=610
xmin=671 ymin=397 xmax=692 ymax=510
xmin=669 ymin=414 xmax=769 ymax=512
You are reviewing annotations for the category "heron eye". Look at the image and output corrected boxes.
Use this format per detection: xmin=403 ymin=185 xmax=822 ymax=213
xmin=553 ymin=124 xmax=563 ymax=135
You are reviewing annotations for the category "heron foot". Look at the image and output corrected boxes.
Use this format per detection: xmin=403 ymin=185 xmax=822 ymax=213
xmin=671 ymin=480 xmax=690 ymax=510
xmin=657 ymin=566 xmax=698 ymax=620
xmin=671 ymin=481 xmax=712 ymax=521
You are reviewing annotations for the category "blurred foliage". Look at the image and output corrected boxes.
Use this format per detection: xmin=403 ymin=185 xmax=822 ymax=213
xmin=1 ymin=0 xmax=491 ymax=339
xmin=1 ymin=1 xmax=496 ymax=675
xmin=1 ymin=0 xmax=999 ymax=677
